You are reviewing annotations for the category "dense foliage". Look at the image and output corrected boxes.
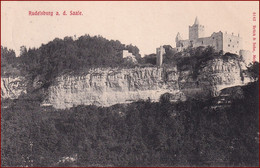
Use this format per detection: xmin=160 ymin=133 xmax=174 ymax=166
xmin=1 ymin=80 xmax=259 ymax=167
xmin=1 ymin=46 xmax=20 ymax=76
xmin=139 ymin=53 xmax=157 ymax=66
xmin=1 ymin=46 xmax=16 ymax=66
xmin=247 ymin=61 xmax=259 ymax=80
xmin=1 ymin=35 xmax=141 ymax=84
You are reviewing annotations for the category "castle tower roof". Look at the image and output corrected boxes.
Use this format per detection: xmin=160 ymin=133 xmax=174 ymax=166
xmin=194 ymin=16 xmax=199 ymax=25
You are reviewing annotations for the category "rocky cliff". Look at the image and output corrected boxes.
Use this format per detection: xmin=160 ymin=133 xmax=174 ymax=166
xmin=45 ymin=67 xmax=186 ymax=109
xmin=179 ymin=58 xmax=253 ymax=98
xmin=1 ymin=58 xmax=254 ymax=109
xmin=1 ymin=76 xmax=27 ymax=99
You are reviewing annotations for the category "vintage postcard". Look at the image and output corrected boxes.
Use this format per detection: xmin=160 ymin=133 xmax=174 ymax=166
xmin=1 ymin=1 xmax=259 ymax=167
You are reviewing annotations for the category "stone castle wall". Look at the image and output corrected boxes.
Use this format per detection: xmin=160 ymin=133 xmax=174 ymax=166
xmin=223 ymin=33 xmax=242 ymax=54
xmin=191 ymin=32 xmax=223 ymax=52
xmin=240 ymin=50 xmax=252 ymax=65
xmin=176 ymin=31 xmax=224 ymax=52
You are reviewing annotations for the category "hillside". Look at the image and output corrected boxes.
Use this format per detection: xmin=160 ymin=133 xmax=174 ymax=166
xmin=1 ymin=36 xmax=259 ymax=167
xmin=1 ymin=51 xmax=255 ymax=108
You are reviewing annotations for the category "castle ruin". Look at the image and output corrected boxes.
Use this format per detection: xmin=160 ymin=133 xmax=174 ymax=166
xmin=175 ymin=17 xmax=243 ymax=54
xmin=156 ymin=46 xmax=165 ymax=67
xmin=156 ymin=17 xmax=251 ymax=66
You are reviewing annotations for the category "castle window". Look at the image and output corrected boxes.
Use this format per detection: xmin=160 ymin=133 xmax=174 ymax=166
xmin=237 ymin=41 xmax=239 ymax=43
xmin=213 ymin=37 xmax=215 ymax=39
xmin=230 ymin=39 xmax=232 ymax=42
xmin=228 ymin=44 xmax=230 ymax=47
xmin=233 ymin=45 xmax=234 ymax=48
xmin=202 ymin=41 xmax=203 ymax=44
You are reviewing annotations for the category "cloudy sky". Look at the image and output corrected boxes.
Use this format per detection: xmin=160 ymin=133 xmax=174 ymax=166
xmin=1 ymin=1 xmax=259 ymax=60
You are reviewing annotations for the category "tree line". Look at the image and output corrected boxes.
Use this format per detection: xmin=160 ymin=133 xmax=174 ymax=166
xmin=1 ymin=35 xmax=141 ymax=84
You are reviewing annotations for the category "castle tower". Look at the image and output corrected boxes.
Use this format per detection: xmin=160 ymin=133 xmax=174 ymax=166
xmin=189 ymin=17 xmax=205 ymax=41
xmin=175 ymin=32 xmax=182 ymax=42
xmin=175 ymin=32 xmax=183 ymax=47
xmin=156 ymin=46 xmax=165 ymax=67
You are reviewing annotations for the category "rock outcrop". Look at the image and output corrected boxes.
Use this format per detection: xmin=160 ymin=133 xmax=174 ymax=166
xmin=179 ymin=58 xmax=253 ymax=98
xmin=1 ymin=58 xmax=254 ymax=109
xmin=45 ymin=67 xmax=185 ymax=109
xmin=1 ymin=76 xmax=27 ymax=99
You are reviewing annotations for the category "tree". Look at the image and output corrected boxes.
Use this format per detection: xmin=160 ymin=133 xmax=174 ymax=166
xmin=247 ymin=62 xmax=259 ymax=80
xmin=20 ymin=46 xmax=27 ymax=57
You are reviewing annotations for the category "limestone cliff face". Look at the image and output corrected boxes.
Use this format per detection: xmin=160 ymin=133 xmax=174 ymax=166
xmin=1 ymin=58 xmax=254 ymax=109
xmin=1 ymin=76 xmax=27 ymax=99
xmin=198 ymin=59 xmax=251 ymax=95
xmin=179 ymin=58 xmax=253 ymax=98
xmin=45 ymin=67 xmax=185 ymax=109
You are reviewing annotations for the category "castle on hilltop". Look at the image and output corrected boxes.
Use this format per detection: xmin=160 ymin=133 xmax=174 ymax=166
xmin=175 ymin=17 xmax=243 ymax=54
xmin=156 ymin=17 xmax=251 ymax=66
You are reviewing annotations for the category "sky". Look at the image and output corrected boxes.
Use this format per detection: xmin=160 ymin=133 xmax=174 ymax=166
xmin=1 ymin=1 xmax=259 ymax=61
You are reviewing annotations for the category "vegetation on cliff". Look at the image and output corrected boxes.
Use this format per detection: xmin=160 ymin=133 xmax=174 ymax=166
xmin=1 ymin=35 xmax=141 ymax=86
xmin=0 ymin=40 xmax=251 ymax=87
xmin=141 ymin=45 xmax=247 ymax=80
xmin=163 ymin=46 xmax=246 ymax=79
xmin=1 ymin=46 xmax=21 ymax=76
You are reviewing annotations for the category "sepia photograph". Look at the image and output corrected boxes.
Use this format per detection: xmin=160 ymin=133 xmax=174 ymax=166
xmin=1 ymin=1 xmax=259 ymax=167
